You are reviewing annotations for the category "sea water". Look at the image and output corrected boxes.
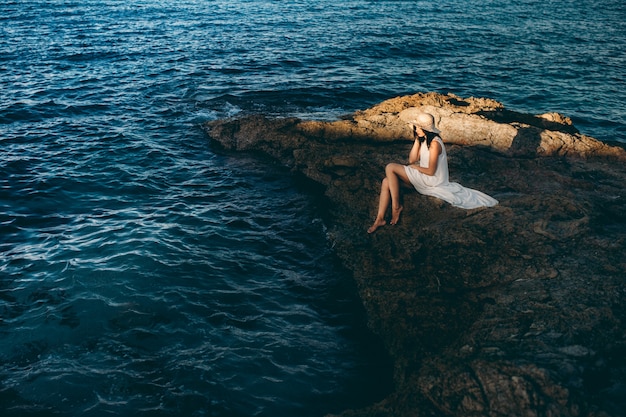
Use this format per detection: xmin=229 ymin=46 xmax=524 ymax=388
xmin=1 ymin=1 xmax=624 ymax=416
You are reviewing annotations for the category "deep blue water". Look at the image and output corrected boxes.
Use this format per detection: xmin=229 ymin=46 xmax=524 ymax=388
xmin=1 ymin=1 xmax=624 ymax=416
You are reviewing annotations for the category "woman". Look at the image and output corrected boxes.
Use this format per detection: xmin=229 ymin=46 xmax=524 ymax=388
xmin=367 ymin=112 xmax=498 ymax=234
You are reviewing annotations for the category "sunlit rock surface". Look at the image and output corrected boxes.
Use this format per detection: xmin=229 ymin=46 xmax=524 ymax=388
xmin=204 ymin=93 xmax=626 ymax=417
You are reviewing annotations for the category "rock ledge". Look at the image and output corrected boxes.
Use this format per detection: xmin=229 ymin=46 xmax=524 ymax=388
xmin=204 ymin=93 xmax=626 ymax=417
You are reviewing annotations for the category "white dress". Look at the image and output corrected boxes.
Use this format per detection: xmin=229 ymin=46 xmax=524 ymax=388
xmin=404 ymin=137 xmax=498 ymax=209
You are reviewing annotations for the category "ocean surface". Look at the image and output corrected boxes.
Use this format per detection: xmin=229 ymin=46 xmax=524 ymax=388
xmin=1 ymin=1 xmax=624 ymax=416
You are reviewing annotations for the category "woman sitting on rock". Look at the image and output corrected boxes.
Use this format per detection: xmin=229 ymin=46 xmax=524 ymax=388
xmin=367 ymin=111 xmax=498 ymax=234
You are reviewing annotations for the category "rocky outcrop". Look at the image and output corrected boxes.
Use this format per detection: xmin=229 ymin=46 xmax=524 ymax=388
xmin=203 ymin=93 xmax=626 ymax=417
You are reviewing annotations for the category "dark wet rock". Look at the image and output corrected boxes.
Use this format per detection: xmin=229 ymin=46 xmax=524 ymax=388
xmin=203 ymin=93 xmax=626 ymax=417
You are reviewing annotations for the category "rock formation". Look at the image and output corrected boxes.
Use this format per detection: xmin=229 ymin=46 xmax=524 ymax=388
xmin=204 ymin=93 xmax=626 ymax=417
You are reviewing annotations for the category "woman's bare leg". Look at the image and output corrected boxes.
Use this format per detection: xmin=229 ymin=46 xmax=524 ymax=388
xmin=385 ymin=163 xmax=410 ymax=224
xmin=368 ymin=164 xmax=411 ymax=233
xmin=368 ymin=178 xmax=390 ymax=233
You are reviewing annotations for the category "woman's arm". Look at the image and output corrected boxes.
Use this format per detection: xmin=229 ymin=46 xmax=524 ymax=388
xmin=408 ymin=138 xmax=421 ymax=164
xmin=411 ymin=140 xmax=441 ymax=176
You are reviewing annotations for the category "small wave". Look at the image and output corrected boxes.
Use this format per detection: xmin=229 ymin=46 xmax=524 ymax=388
xmin=5 ymin=1 xmax=623 ymax=416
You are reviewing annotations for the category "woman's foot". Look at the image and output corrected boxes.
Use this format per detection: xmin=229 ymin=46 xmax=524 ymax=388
xmin=390 ymin=205 xmax=403 ymax=225
xmin=367 ymin=218 xmax=387 ymax=234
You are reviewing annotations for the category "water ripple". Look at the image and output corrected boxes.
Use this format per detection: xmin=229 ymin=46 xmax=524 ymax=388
xmin=2 ymin=0 xmax=623 ymax=415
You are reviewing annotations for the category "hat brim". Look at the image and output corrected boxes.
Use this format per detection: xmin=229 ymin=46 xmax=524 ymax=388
xmin=410 ymin=124 xmax=441 ymax=134
xmin=398 ymin=108 xmax=441 ymax=133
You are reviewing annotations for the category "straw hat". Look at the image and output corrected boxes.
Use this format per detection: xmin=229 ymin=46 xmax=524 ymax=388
xmin=398 ymin=108 xmax=441 ymax=134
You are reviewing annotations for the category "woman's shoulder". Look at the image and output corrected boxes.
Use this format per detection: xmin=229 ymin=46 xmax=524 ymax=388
xmin=431 ymin=136 xmax=445 ymax=155
xmin=433 ymin=136 xmax=445 ymax=147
